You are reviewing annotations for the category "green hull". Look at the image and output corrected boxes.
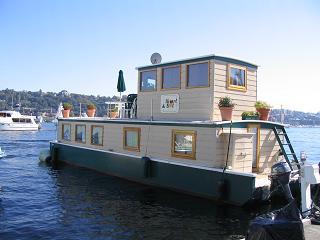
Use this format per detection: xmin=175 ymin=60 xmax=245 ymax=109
xmin=51 ymin=142 xmax=256 ymax=206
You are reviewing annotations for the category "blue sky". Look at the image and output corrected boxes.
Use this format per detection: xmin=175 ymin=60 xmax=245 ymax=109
xmin=0 ymin=0 xmax=319 ymax=112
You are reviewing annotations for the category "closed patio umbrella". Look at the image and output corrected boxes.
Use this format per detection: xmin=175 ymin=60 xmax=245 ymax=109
xmin=117 ymin=70 xmax=126 ymax=101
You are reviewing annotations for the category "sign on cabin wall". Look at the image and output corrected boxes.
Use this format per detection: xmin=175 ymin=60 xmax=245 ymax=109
xmin=161 ymin=94 xmax=179 ymax=113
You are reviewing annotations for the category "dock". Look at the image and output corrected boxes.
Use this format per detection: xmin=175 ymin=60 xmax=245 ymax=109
xmin=304 ymin=221 xmax=320 ymax=240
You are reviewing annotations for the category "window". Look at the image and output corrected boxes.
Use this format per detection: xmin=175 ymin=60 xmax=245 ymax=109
xmin=75 ymin=124 xmax=86 ymax=143
xmin=91 ymin=125 xmax=103 ymax=145
xmin=123 ymin=127 xmax=141 ymax=151
xmin=140 ymin=70 xmax=157 ymax=91
xmin=172 ymin=130 xmax=196 ymax=159
xmin=227 ymin=64 xmax=247 ymax=91
xmin=187 ymin=62 xmax=209 ymax=87
xmin=162 ymin=66 xmax=180 ymax=89
xmin=62 ymin=124 xmax=71 ymax=141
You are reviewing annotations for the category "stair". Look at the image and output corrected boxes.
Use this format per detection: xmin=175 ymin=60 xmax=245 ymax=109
xmin=273 ymin=126 xmax=300 ymax=171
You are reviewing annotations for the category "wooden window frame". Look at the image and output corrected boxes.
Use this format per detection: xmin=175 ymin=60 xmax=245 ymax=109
xmin=62 ymin=123 xmax=71 ymax=141
xmin=123 ymin=127 xmax=141 ymax=152
xmin=91 ymin=125 xmax=104 ymax=146
xmin=171 ymin=130 xmax=196 ymax=160
xmin=247 ymin=124 xmax=260 ymax=172
xmin=139 ymin=69 xmax=157 ymax=92
xmin=186 ymin=61 xmax=210 ymax=89
xmin=75 ymin=124 xmax=86 ymax=143
xmin=227 ymin=64 xmax=247 ymax=92
xmin=161 ymin=65 xmax=181 ymax=90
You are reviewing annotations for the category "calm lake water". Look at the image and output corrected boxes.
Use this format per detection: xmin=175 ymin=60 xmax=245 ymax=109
xmin=0 ymin=124 xmax=319 ymax=240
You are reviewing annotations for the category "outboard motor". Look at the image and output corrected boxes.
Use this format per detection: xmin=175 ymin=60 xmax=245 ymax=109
xmin=269 ymin=161 xmax=294 ymax=202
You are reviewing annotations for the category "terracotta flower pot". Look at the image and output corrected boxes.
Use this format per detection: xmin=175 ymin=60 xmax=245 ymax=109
xmin=219 ymin=107 xmax=233 ymax=121
xmin=62 ymin=109 xmax=70 ymax=118
xmin=110 ymin=111 xmax=118 ymax=119
xmin=87 ymin=109 xmax=96 ymax=117
xmin=257 ymin=108 xmax=270 ymax=121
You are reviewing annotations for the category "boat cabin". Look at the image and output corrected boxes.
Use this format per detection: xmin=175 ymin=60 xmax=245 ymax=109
xmin=136 ymin=54 xmax=257 ymax=121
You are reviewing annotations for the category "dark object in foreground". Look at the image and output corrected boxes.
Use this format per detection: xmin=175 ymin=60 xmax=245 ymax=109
xmin=246 ymin=200 xmax=304 ymax=240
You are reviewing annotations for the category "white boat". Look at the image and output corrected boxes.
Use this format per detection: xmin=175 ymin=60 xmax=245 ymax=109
xmin=0 ymin=147 xmax=6 ymax=158
xmin=0 ymin=110 xmax=40 ymax=131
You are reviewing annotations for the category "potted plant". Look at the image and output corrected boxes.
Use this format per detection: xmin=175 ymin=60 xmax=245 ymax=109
xmin=86 ymin=103 xmax=96 ymax=117
xmin=110 ymin=107 xmax=118 ymax=119
xmin=218 ymin=96 xmax=235 ymax=121
xmin=255 ymin=101 xmax=272 ymax=121
xmin=241 ymin=111 xmax=260 ymax=120
xmin=62 ymin=103 xmax=72 ymax=118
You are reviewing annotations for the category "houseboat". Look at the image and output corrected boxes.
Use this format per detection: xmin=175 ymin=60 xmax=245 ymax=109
xmin=49 ymin=54 xmax=304 ymax=206
xmin=0 ymin=110 xmax=40 ymax=131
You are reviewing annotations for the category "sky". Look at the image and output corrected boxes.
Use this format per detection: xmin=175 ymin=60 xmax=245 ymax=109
xmin=0 ymin=0 xmax=319 ymax=112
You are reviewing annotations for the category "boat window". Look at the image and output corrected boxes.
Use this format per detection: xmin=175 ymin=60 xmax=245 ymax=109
xmin=0 ymin=113 xmax=5 ymax=117
xmin=12 ymin=118 xmax=19 ymax=123
xmin=123 ymin=127 xmax=140 ymax=151
xmin=62 ymin=124 xmax=71 ymax=141
xmin=26 ymin=119 xmax=31 ymax=123
xmin=172 ymin=130 xmax=196 ymax=159
xmin=187 ymin=62 xmax=209 ymax=88
xmin=91 ymin=125 xmax=103 ymax=146
xmin=162 ymin=66 xmax=180 ymax=89
xmin=75 ymin=124 xmax=86 ymax=143
xmin=140 ymin=70 xmax=157 ymax=92
xmin=7 ymin=113 xmax=11 ymax=117
xmin=20 ymin=118 xmax=26 ymax=123
xmin=227 ymin=64 xmax=247 ymax=91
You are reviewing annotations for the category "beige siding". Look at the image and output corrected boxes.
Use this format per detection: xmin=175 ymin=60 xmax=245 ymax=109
xmin=213 ymin=62 xmax=257 ymax=121
xmin=58 ymin=120 xmax=218 ymax=168
xmin=58 ymin=120 xmax=279 ymax=175
xmin=137 ymin=60 xmax=215 ymax=121
xmin=258 ymin=129 xmax=280 ymax=173
xmin=216 ymin=129 xmax=254 ymax=173
xmin=137 ymin=59 xmax=257 ymax=122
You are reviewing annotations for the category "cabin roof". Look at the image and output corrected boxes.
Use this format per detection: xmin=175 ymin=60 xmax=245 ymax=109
xmin=59 ymin=118 xmax=284 ymax=129
xmin=136 ymin=54 xmax=258 ymax=70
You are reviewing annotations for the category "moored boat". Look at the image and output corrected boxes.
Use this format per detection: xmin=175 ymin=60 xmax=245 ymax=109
xmin=0 ymin=110 xmax=40 ymax=131
xmin=48 ymin=53 xmax=318 ymax=206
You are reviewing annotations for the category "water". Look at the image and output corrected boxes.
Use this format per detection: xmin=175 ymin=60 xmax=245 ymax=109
xmin=0 ymin=124 xmax=319 ymax=240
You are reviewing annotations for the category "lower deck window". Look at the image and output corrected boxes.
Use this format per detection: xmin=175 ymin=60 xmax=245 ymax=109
xmin=62 ymin=124 xmax=71 ymax=141
xmin=172 ymin=130 xmax=196 ymax=159
xmin=91 ymin=126 xmax=103 ymax=145
xmin=123 ymin=127 xmax=140 ymax=151
xmin=75 ymin=125 xmax=86 ymax=143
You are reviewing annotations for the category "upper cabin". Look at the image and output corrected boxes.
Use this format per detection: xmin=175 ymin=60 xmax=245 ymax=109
xmin=135 ymin=54 xmax=258 ymax=121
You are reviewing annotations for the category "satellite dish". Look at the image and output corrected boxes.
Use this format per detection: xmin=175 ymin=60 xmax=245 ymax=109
xmin=150 ymin=53 xmax=162 ymax=64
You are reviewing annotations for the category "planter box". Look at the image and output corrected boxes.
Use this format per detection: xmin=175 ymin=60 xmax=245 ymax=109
xmin=242 ymin=115 xmax=259 ymax=120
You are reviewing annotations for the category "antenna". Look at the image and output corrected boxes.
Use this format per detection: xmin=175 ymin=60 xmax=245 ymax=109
xmin=150 ymin=53 xmax=162 ymax=65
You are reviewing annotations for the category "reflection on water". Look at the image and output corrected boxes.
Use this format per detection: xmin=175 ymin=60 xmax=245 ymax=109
xmin=0 ymin=124 xmax=319 ymax=239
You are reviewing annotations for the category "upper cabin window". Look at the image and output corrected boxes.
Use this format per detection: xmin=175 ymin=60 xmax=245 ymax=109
xmin=227 ymin=64 xmax=247 ymax=91
xmin=140 ymin=70 xmax=157 ymax=92
xmin=162 ymin=66 xmax=180 ymax=89
xmin=187 ymin=62 xmax=209 ymax=88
